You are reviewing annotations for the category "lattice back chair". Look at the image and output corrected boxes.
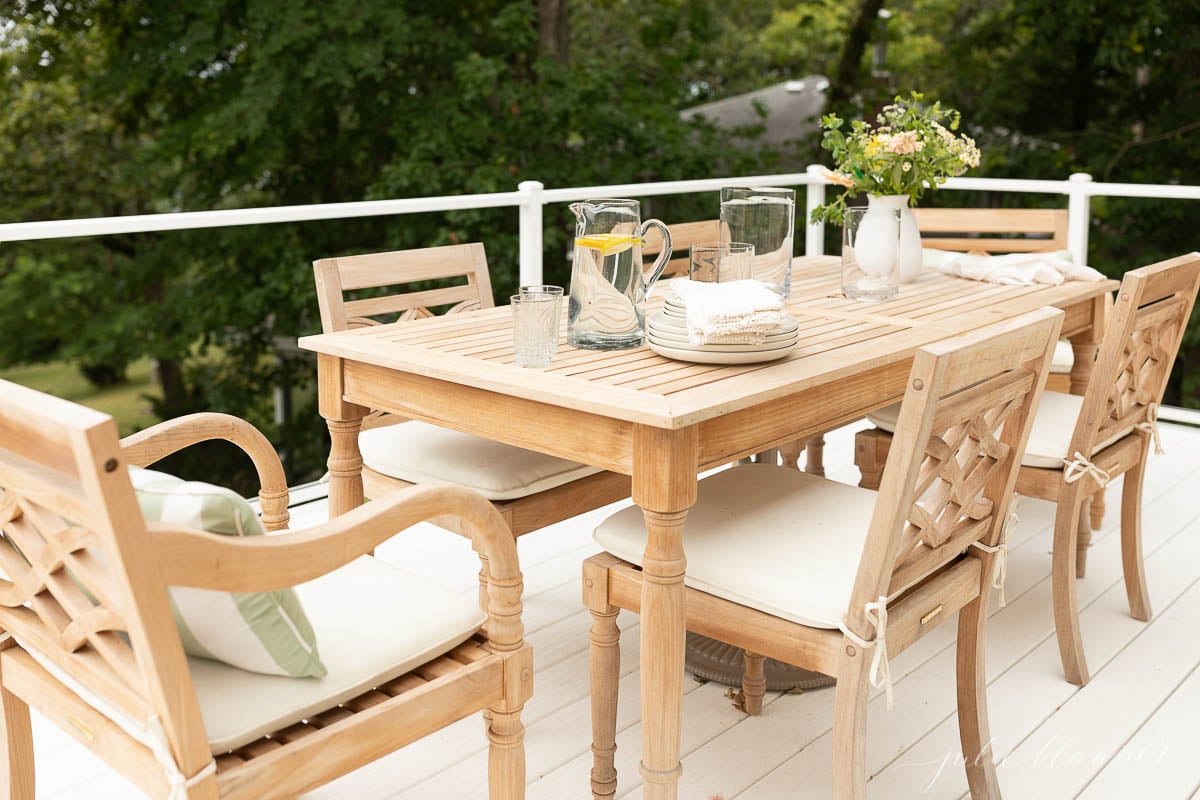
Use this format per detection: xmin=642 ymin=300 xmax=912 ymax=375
xmin=313 ymin=243 xmax=494 ymax=333
xmin=584 ymin=308 xmax=1062 ymax=800
xmin=1012 ymin=252 xmax=1200 ymax=686
xmin=642 ymin=219 xmax=720 ymax=279
xmin=913 ymin=208 xmax=1068 ymax=256
xmin=915 ymin=207 xmax=1074 ymax=394
xmin=0 ymin=380 xmax=531 ymax=800
xmin=312 ymin=247 xmax=632 ymax=570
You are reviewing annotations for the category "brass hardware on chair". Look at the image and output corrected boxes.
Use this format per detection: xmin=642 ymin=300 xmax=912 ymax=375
xmin=920 ymin=605 xmax=944 ymax=626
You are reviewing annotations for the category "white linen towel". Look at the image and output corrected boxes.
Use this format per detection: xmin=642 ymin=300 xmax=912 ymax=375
xmin=668 ymin=277 xmax=787 ymax=344
xmin=928 ymin=248 xmax=1105 ymax=286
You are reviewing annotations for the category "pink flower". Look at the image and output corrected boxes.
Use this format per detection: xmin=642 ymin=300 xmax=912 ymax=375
xmin=820 ymin=167 xmax=857 ymax=188
xmin=886 ymin=131 xmax=921 ymax=155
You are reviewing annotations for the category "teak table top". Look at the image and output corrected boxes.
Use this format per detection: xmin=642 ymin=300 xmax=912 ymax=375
xmin=300 ymin=256 xmax=1118 ymax=433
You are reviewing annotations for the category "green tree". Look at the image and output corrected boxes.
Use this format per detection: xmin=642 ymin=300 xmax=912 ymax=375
xmin=1 ymin=0 xmax=771 ymax=489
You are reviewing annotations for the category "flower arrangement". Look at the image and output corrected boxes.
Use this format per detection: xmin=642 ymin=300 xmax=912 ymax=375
xmin=810 ymin=92 xmax=981 ymax=224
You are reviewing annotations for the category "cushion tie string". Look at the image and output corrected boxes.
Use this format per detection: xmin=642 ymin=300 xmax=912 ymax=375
xmin=1062 ymin=452 xmax=1110 ymax=487
xmin=1134 ymin=402 xmax=1166 ymax=455
xmin=970 ymin=496 xmax=1017 ymax=608
xmin=838 ymin=596 xmax=893 ymax=710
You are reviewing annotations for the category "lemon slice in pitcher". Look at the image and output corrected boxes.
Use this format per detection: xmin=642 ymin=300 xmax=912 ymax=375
xmin=574 ymin=233 xmax=644 ymax=256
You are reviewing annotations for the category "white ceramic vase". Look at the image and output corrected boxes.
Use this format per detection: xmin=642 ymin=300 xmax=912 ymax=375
xmin=857 ymin=194 xmax=923 ymax=284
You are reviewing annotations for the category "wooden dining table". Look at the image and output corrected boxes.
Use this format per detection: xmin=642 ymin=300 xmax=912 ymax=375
xmin=299 ymin=255 xmax=1117 ymax=800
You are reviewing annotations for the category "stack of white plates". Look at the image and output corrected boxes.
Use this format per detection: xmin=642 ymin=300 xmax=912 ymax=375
xmin=646 ymin=303 xmax=799 ymax=364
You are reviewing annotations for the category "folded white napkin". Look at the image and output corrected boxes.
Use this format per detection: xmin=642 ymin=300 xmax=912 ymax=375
xmin=668 ymin=278 xmax=787 ymax=344
xmin=928 ymin=248 xmax=1105 ymax=286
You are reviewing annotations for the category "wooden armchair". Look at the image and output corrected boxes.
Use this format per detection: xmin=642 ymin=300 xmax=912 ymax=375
xmin=584 ymin=308 xmax=1062 ymax=799
xmin=854 ymin=253 xmax=1200 ymax=685
xmin=313 ymin=244 xmax=632 ymax=546
xmin=0 ymin=380 xmax=531 ymax=799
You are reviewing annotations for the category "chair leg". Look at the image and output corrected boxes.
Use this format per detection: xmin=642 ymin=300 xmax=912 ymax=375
xmin=956 ymin=592 xmax=1001 ymax=799
xmin=1075 ymin=497 xmax=1092 ymax=578
xmin=1090 ymin=487 xmax=1106 ymax=531
xmin=831 ymin=651 xmax=871 ymax=800
xmin=737 ymin=651 xmax=766 ymax=716
xmin=1121 ymin=454 xmax=1153 ymax=622
xmin=854 ymin=429 xmax=891 ymax=490
xmin=778 ymin=440 xmax=804 ymax=470
xmin=804 ymin=435 xmax=826 ymax=477
xmin=0 ymin=676 xmax=34 ymax=800
xmin=184 ymin=774 xmax=219 ymax=800
xmin=487 ymin=707 xmax=526 ymax=800
xmin=1052 ymin=497 xmax=1090 ymax=685
xmin=588 ymin=608 xmax=621 ymax=800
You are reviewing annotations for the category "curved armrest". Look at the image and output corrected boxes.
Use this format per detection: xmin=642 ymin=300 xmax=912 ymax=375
xmin=151 ymin=483 xmax=524 ymax=651
xmin=121 ymin=413 xmax=289 ymax=531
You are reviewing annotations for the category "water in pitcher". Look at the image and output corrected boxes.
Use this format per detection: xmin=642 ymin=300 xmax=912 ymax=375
xmin=720 ymin=187 xmax=795 ymax=297
xmin=567 ymin=233 xmax=646 ymax=349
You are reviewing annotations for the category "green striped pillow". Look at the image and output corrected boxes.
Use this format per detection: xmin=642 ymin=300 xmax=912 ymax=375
xmin=131 ymin=467 xmax=326 ymax=679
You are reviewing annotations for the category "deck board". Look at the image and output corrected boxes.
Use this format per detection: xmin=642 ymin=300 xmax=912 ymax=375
xmin=32 ymin=421 xmax=1200 ymax=799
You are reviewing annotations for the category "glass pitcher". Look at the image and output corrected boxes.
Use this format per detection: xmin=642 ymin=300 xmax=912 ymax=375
xmin=567 ymin=199 xmax=672 ymax=350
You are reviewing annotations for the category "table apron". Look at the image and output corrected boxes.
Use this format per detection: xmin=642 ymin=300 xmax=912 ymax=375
xmin=342 ymin=361 xmax=635 ymax=474
xmin=696 ymin=358 xmax=911 ymax=468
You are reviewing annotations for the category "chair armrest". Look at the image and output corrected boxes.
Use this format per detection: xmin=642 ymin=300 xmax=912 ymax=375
xmin=120 ymin=413 xmax=289 ymax=531
xmin=150 ymin=483 xmax=524 ymax=651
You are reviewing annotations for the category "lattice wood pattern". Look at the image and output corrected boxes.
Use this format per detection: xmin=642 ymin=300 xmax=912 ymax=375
xmin=894 ymin=368 xmax=1035 ymax=575
xmin=1094 ymin=295 xmax=1188 ymax=448
xmin=0 ymin=484 xmax=148 ymax=721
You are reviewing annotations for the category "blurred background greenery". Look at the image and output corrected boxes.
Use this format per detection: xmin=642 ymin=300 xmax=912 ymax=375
xmin=2 ymin=0 xmax=1196 ymax=492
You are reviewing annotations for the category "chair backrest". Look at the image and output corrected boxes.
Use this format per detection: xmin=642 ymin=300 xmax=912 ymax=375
xmin=913 ymin=208 xmax=1068 ymax=255
xmin=313 ymin=243 xmax=494 ymax=333
xmin=643 ymin=220 xmax=720 ymax=278
xmin=1070 ymin=252 xmax=1200 ymax=458
xmin=846 ymin=307 xmax=1063 ymax=630
xmin=0 ymin=380 xmax=210 ymax=776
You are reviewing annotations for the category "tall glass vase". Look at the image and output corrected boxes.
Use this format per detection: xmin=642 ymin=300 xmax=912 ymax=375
xmin=864 ymin=194 xmax=923 ymax=283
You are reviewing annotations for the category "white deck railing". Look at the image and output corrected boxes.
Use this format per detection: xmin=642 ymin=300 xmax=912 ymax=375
xmin=2 ymin=166 xmax=1198 ymax=421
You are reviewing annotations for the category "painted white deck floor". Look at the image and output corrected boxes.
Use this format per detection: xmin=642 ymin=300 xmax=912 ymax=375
xmin=29 ymin=420 xmax=1200 ymax=799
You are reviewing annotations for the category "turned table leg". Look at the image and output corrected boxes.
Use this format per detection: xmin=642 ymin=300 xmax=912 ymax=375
xmin=317 ymin=353 xmax=368 ymax=517
xmin=634 ymin=425 xmax=698 ymax=800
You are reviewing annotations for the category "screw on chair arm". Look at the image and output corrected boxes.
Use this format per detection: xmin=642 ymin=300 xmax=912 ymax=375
xmin=119 ymin=413 xmax=289 ymax=530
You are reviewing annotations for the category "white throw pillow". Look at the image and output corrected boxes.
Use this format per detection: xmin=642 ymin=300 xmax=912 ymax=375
xmin=130 ymin=467 xmax=325 ymax=678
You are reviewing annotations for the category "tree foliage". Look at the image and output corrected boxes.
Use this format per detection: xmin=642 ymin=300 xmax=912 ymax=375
xmin=1 ymin=0 xmax=1197 ymax=493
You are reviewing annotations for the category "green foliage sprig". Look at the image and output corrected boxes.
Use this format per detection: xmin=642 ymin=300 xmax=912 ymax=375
xmin=811 ymin=92 xmax=981 ymax=224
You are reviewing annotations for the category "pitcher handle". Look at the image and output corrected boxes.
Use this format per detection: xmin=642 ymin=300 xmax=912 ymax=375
xmin=638 ymin=218 xmax=673 ymax=294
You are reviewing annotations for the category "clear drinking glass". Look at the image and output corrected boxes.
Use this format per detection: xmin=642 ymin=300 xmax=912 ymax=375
xmin=842 ymin=207 xmax=901 ymax=302
xmin=719 ymin=186 xmax=795 ymax=297
xmin=519 ymin=284 xmax=564 ymax=298
xmin=511 ymin=293 xmax=562 ymax=368
xmin=689 ymin=242 xmax=755 ymax=283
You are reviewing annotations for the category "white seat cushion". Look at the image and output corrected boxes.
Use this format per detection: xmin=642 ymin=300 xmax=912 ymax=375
xmin=1020 ymin=391 xmax=1125 ymax=468
xmin=867 ymin=391 xmax=1124 ymax=470
xmin=191 ymin=556 xmax=486 ymax=753
xmin=1050 ymin=339 xmax=1074 ymax=374
xmin=360 ymin=421 xmax=602 ymax=501
xmin=594 ymin=465 xmax=875 ymax=629
xmin=864 ymin=403 xmax=901 ymax=433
